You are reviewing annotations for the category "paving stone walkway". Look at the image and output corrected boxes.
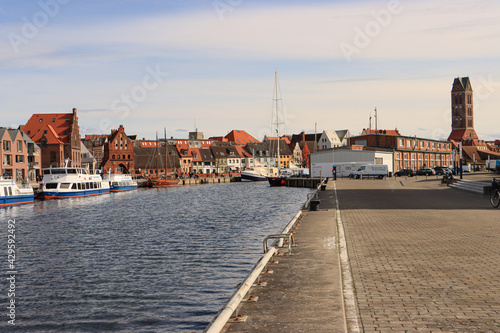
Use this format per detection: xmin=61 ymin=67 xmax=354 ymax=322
xmin=337 ymin=177 xmax=500 ymax=332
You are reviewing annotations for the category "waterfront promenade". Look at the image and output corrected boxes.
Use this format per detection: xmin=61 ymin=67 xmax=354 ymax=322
xmin=221 ymin=175 xmax=500 ymax=332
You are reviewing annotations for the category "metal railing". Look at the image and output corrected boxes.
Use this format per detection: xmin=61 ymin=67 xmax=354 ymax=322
xmin=204 ymin=186 xmax=320 ymax=332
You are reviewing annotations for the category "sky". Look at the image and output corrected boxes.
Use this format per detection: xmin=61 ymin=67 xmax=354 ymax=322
xmin=1 ymin=0 xmax=500 ymax=141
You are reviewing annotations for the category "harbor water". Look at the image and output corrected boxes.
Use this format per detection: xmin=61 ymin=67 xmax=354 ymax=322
xmin=0 ymin=182 xmax=313 ymax=332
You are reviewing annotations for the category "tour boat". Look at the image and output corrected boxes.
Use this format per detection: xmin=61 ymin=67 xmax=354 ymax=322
xmin=38 ymin=165 xmax=110 ymax=200
xmin=0 ymin=177 xmax=35 ymax=207
xmin=103 ymin=173 xmax=138 ymax=192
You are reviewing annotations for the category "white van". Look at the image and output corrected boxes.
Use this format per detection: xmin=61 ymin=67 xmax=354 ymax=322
xmin=350 ymin=164 xmax=388 ymax=179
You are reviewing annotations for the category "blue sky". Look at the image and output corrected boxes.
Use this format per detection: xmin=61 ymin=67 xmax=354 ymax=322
xmin=1 ymin=0 xmax=500 ymax=141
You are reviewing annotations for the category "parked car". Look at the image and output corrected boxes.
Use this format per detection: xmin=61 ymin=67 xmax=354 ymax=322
xmin=394 ymin=169 xmax=415 ymax=177
xmin=434 ymin=167 xmax=447 ymax=175
xmin=416 ymin=168 xmax=436 ymax=176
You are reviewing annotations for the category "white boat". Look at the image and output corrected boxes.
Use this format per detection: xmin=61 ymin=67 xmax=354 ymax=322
xmin=0 ymin=177 xmax=34 ymax=207
xmin=241 ymin=169 xmax=268 ymax=182
xmin=103 ymin=173 xmax=138 ymax=192
xmin=39 ymin=165 xmax=110 ymax=200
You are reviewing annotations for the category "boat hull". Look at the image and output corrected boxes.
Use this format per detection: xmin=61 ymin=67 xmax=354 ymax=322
xmin=241 ymin=172 xmax=267 ymax=182
xmin=267 ymin=177 xmax=287 ymax=187
xmin=39 ymin=188 xmax=110 ymax=200
xmin=149 ymin=178 xmax=179 ymax=187
xmin=0 ymin=194 xmax=35 ymax=207
xmin=110 ymin=185 xmax=138 ymax=192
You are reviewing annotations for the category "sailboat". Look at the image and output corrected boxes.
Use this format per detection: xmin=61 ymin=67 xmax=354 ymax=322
xmin=148 ymin=128 xmax=179 ymax=187
xmin=267 ymin=72 xmax=288 ymax=187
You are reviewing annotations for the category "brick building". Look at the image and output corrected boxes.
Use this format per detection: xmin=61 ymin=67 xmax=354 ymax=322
xmin=0 ymin=128 xmax=37 ymax=182
xmin=349 ymin=130 xmax=453 ymax=171
xmin=22 ymin=108 xmax=81 ymax=168
xmin=100 ymin=125 xmax=135 ymax=174
xmin=446 ymin=77 xmax=500 ymax=169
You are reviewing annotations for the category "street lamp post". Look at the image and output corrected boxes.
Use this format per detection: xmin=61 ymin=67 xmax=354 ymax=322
xmin=459 ymin=140 xmax=463 ymax=180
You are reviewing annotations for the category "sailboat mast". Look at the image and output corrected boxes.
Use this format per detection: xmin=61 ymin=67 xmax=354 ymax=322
xmin=155 ymin=131 xmax=159 ymax=175
xmin=275 ymin=71 xmax=280 ymax=172
xmin=164 ymin=127 xmax=167 ymax=177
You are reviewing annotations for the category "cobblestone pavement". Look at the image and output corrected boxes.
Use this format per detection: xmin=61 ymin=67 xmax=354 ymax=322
xmin=336 ymin=177 xmax=500 ymax=332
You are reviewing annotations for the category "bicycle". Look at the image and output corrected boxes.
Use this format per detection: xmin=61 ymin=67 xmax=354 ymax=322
xmin=490 ymin=178 xmax=500 ymax=208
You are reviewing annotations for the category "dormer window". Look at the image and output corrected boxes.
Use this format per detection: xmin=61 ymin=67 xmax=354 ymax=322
xmin=52 ymin=118 xmax=56 ymax=122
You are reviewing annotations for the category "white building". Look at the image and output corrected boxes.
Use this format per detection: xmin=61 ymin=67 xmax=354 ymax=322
xmin=318 ymin=130 xmax=351 ymax=150
xmin=310 ymin=147 xmax=394 ymax=177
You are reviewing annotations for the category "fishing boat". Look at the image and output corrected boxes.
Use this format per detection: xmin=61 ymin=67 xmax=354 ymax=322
xmin=267 ymin=72 xmax=288 ymax=187
xmin=148 ymin=128 xmax=179 ymax=187
xmin=103 ymin=172 xmax=138 ymax=192
xmin=38 ymin=161 xmax=110 ymax=199
xmin=0 ymin=177 xmax=34 ymax=207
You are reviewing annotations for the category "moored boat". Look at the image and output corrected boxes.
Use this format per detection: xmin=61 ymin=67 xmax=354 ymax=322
xmin=241 ymin=168 xmax=268 ymax=182
xmin=148 ymin=176 xmax=179 ymax=187
xmin=38 ymin=166 xmax=110 ymax=200
xmin=0 ymin=177 xmax=35 ymax=207
xmin=103 ymin=173 xmax=138 ymax=192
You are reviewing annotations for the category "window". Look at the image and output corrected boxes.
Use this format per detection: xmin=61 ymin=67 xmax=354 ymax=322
xmin=52 ymin=118 xmax=56 ymax=122
xmin=3 ymin=155 xmax=12 ymax=166
xmin=43 ymin=130 xmax=47 ymax=134
xmin=63 ymin=131 xmax=67 ymax=135
xmin=65 ymin=118 xmax=69 ymax=122
xmin=39 ymin=119 xmax=43 ymax=123
xmin=15 ymin=155 xmax=24 ymax=163
xmin=45 ymin=183 xmax=58 ymax=189
xmin=17 ymin=141 xmax=23 ymax=152
xmin=3 ymin=141 xmax=11 ymax=152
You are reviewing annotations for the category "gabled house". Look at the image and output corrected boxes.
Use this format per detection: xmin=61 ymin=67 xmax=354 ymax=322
xmin=318 ymin=130 xmax=352 ymax=150
xmin=22 ymin=108 xmax=81 ymax=168
xmin=22 ymin=131 xmax=41 ymax=181
xmin=0 ymin=128 xmax=33 ymax=182
xmin=100 ymin=125 xmax=135 ymax=174
xmin=211 ymin=146 xmax=229 ymax=173
xmin=199 ymin=148 xmax=216 ymax=174
xmin=190 ymin=148 xmax=203 ymax=174
xmin=245 ymin=142 xmax=273 ymax=168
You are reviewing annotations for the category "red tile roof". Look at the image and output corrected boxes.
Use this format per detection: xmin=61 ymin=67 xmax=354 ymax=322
xmin=224 ymin=130 xmax=260 ymax=145
xmin=24 ymin=113 xmax=74 ymax=144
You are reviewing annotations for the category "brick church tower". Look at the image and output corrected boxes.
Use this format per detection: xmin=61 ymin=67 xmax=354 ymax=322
xmin=448 ymin=77 xmax=479 ymax=141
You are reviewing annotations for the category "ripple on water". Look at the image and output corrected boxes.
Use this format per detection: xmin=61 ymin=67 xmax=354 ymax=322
xmin=0 ymin=182 xmax=312 ymax=332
